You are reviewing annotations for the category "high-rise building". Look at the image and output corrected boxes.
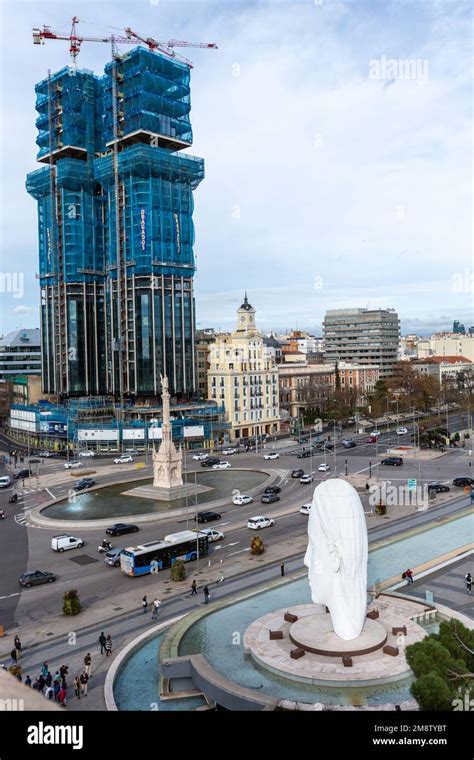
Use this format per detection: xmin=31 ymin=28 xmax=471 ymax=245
xmin=0 ymin=329 xmax=42 ymax=380
xmin=26 ymin=47 xmax=204 ymax=400
xmin=323 ymin=308 xmax=400 ymax=377
xmin=453 ymin=320 xmax=466 ymax=334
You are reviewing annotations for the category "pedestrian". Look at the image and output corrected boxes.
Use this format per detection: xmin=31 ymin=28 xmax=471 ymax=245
xmin=105 ymin=634 xmax=112 ymax=656
xmin=151 ymin=598 xmax=161 ymax=620
xmin=59 ymin=664 xmax=69 ymax=679
xmin=466 ymin=572 xmax=472 ymax=594
xmin=58 ymin=686 xmax=67 ymax=707
xmin=10 ymin=648 xmax=17 ymax=665
xmin=45 ymin=672 xmax=52 ymax=688
xmin=99 ymin=631 xmax=107 ymax=654
xmin=203 ymin=586 xmax=210 ymax=604
xmin=53 ymin=670 xmax=61 ymax=685
xmin=142 ymin=595 xmax=148 ymax=614
xmin=218 ymin=570 xmax=225 ymax=583
xmin=14 ymin=635 xmax=22 ymax=659
xmin=405 ymin=568 xmax=414 ymax=585
xmin=32 ymin=679 xmax=41 ymax=691
xmin=280 ymin=562 xmax=285 ymax=578
xmin=365 ymin=482 xmax=370 ymax=492
xmin=190 ymin=580 xmax=197 ymax=597
xmin=79 ymin=671 xmax=89 ymax=696
xmin=74 ymin=676 xmax=81 ymax=700
xmin=53 ymin=681 xmax=61 ymax=702
xmin=40 ymin=661 xmax=49 ymax=678
xmin=24 ymin=675 xmax=31 ymax=688
xmin=44 ymin=685 xmax=54 ymax=701
xmin=38 ymin=674 xmax=46 ymax=692
xmin=84 ymin=652 xmax=92 ymax=677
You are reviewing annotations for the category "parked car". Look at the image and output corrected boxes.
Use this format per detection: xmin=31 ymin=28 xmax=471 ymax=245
xmin=300 ymin=474 xmax=314 ymax=484
xmin=381 ymin=457 xmax=403 ymax=466
xmin=222 ymin=448 xmax=237 ymax=455
xmin=318 ymin=464 xmax=330 ymax=472
xmin=106 ymin=523 xmax=139 ymax=536
xmin=194 ymin=511 xmax=222 ymax=524
xmin=201 ymin=458 xmax=220 ymax=468
xmin=247 ymin=516 xmax=275 ymax=530
xmin=192 ymin=453 xmax=209 ymax=461
xmin=427 ymin=483 xmax=450 ymax=493
xmin=297 ymin=451 xmax=311 ymax=459
xmin=291 ymin=469 xmax=304 ymax=478
xmin=73 ymin=478 xmax=95 ymax=492
xmin=0 ymin=476 xmax=11 ymax=488
xmin=14 ymin=469 xmax=30 ymax=480
xmin=196 ymin=528 xmax=225 ymax=543
xmin=343 ymin=441 xmax=357 ymax=449
xmin=104 ymin=548 xmax=124 ymax=567
xmin=64 ymin=460 xmax=82 ymax=469
xmin=19 ymin=570 xmax=56 ymax=588
xmin=261 ymin=493 xmax=280 ymax=504
xmin=79 ymin=450 xmax=95 ymax=458
xmin=264 ymin=486 xmax=281 ymax=494
xmin=51 ymin=534 xmax=84 ymax=552
xmin=232 ymin=494 xmax=253 ymax=506
xmin=453 ymin=477 xmax=474 ymax=488
xmin=212 ymin=461 xmax=231 ymax=470
xmin=263 ymin=452 xmax=279 ymax=460
xmin=396 ymin=427 xmax=408 ymax=435
xmin=299 ymin=504 xmax=311 ymax=515
xmin=114 ymin=455 xmax=133 ymax=464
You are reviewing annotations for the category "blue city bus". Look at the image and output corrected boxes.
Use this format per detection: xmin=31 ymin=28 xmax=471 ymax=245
xmin=120 ymin=531 xmax=209 ymax=577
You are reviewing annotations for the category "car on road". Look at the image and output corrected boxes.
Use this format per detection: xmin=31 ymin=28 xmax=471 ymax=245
xmin=366 ymin=435 xmax=378 ymax=443
xmin=263 ymin=452 xmax=279 ymax=460
xmin=14 ymin=469 xmax=31 ymax=480
xmin=381 ymin=457 xmax=403 ymax=466
xmin=73 ymin=478 xmax=96 ymax=492
xmin=342 ymin=439 xmax=353 ymax=446
xmin=106 ymin=523 xmax=139 ymax=536
xmin=0 ymin=476 xmax=11 ymax=488
xmin=64 ymin=460 xmax=82 ymax=469
xmin=196 ymin=528 xmax=225 ymax=542
xmin=28 ymin=458 xmax=41 ymax=464
xmin=264 ymin=486 xmax=281 ymax=495
xmin=194 ymin=511 xmax=222 ymax=524
xmin=318 ymin=464 xmax=330 ymax=472
xmin=297 ymin=450 xmax=311 ymax=459
xmin=38 ymin=451 xmax=53 ymax=458
xmin=192 ymin=452 xmax=209 ymax=461
xmin=427 ymin=483 xmax=450 ymax=493
xmin=247 ymin=515 xmax=275 ymax=530
xmin=201 ymin=457 xmax=220 ymax=468
xmin=323 ymin=442 xmax=334 ymax=451
xmin=371 ymin=431 xmax=382 ymax=437
xmin=299 ymin=504 xmax=311 ymax=515
xmin=113 ymin=455 xmax=134 ymax=464
xmin=396 ymin=427 xmax=408 ymax=435
xmin=343 ymin=441 xmax=357 ymax=449
xmin=232 ymin=494 xmax=253 ymax=506
xmin=19 ymin=570 xmax=56 ymax=588
xmin=261 ymin=492 xmax=280 ymax=504
xmin=51 ymin=534 xmax=84 ymax=552
xmin=291 ymin=469 xmax=304 ymax=478
xmin=104 ymin=548 xmax=124 ymax=567
xmin=212 ymin=461 xmax=231 ymax=470
xmin=125 ymin=449 xmax=140 ymax=457
xmin=79 ymin=450 xmax=95 ymax=458
xmin=453 ymin=477 xmax=474 ymax=488
xmin=222 ymin=448 xmax=237 ymax=455
xmin=300 ymin=474 xmax=314 ymax=484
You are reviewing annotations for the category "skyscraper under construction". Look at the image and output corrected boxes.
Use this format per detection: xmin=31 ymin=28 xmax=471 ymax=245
xmin=26 ymin=46 xmax=204 ymax=400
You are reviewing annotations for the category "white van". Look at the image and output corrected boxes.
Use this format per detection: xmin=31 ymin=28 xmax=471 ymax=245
xmin=0 ymin=476 xmax=11 ymax=488
xmin=51 ymin=534 xmax=84 ymax=552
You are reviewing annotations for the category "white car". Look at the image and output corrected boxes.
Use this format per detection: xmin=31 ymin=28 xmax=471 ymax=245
xmin=79 ymin=450 xmax=95 ymax=458
xmin=371 ymin=431 xmax=382 ymax=437
xmin=318 ymin=464 xmax=330 ymax=472
xmin=114 ymin=455 xmax=133 ymax=464
xmin=247 ymin=515 xmax=275 ymax=530
xmin=396 ymin=427 xmax=408 ymax=435
xmin=232 ymin=494 xmax=253 ymax=506
xmin=64 ymin=461 xmax=82 ymax=469
xmin=197 ymin=528 xmax=225 ymax=543
xmin=300 ymin=504 xmax=311 ymax=515
xmin=264 ymin=452 xmax=279 ymax=460
xmin=222 ymin=448 xmax=237 ymax=455
xmin=300 ymin=474 xmax=314 ymax=484
xmin=213 ymin=461 xmax=231 ymax=470
xmin=192 ymin=453 xmax=209 ymax=461
xmin=51 ymin=534 xmax=84 ymax=552
xmin=38 ymin=450 xmax=53 ymax=458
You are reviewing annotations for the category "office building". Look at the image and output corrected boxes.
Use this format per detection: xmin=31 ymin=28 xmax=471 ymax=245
xmin=323 ymin=308 xmax=400 ymax=377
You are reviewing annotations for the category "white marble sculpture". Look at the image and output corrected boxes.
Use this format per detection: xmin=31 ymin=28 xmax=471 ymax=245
xmin=304 ymin=478 xmax=368 ymax=640
xmin=152 ymin=374 xmax=183 ymax=489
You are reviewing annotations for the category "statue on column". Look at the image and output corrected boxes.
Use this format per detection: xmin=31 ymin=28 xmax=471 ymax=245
xmin=152 ymin=374 xmax=183 ymax=489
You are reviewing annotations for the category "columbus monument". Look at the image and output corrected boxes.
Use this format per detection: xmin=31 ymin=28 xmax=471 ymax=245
xmin=152 ymin=374 xmax=184 ymax=490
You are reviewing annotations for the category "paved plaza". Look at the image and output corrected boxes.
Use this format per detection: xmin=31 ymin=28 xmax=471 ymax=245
xmin=402 ymin=555 xmax=474 ymax=620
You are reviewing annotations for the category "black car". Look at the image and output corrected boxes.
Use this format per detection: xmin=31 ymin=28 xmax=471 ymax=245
xmin=323 ymin=443 xmax=334 ymax=451
xmin=106 ymin=523 xmax=139 ymax=536
xmin=19 ymin=570 xmax=56 ymax=588
xmin=427 ymin=483 xmax=450 ymax=493
xmin=28 ymin=458 xmax=41 ymax=464
xmin=73 ymin=478 xmax=96 ymax=492
xmin=14 ymin=469 xmax=31 ymax=480
xmin=343 ymin=441 xmax=357 ymax=449
xmin=453 ymin=477 xmax=474 ymax=488
xmin=297 ymin=451 xmax=311 ymax=459
xmin=291 ymin=469 xmax=304 ymax=478
xmin=194 ymin=511 xmax=222 ymax=524
xmin=261 ymin=493 xmax=280 ymax=504
xmin=201 ymin=458 xmax=220 ymax=468
xmin=264 ymin=486 xmax=281 ymax=495
xmin=381 ymin=457 xmax=403 ymax=466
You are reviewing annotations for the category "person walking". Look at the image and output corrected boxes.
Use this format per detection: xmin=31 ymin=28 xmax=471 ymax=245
xmin=45 ymin=671 xmax=52 ymax=688
xmin=151 ymin=598 xmax=161 ymax=620
xmin=79 ymin=671 xmax=89 ymax=697
xmin=84 ymin=653 xmax=92 ymax=677
xmin=40 ymin=661 xmax=49 ymax=678
xmin=24 ymin=675 xmax=32 ymax=688
xmin=190 ymin=580 xmax=197 ymax=597
xmin=405 ymin=568 xmax=414 ymax=585
xmin=74 ymin=676 xmax=81 ymax=700
xmin=465 ymin=572 xmax=472 ymax=594
xmin=59 ymin=664 xmax=69 ymax=680
xmin=10 ymin=648 xmax=17 ymax=666
xmin=52 ymin=670 xmax=61 ymax=686
xmin=99 ymin=631 xmax=107 ymax=655
xmin=142 ymin=595 xmax=148 ymax=614
xmin=218 ymin=569 xmax=225 ymax=583
xmin=14 ymin=635 xmax=22 ymax=660
xmin=203 ymin=586 xmax=210 ymax=604
xmin=105 ymin=634 xmax=113 ymax=656
xmin=280 ymin=562 xmax=285 ymax=578
xmin=58 ymin=685 xmax=67 ymax=707
xmin=53 ymin=680 xmax=61 ymax=702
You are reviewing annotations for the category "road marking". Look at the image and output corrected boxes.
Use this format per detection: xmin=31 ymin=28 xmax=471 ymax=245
xmin=354 ymin=464 xmax=380 ymax=475
xmin=45 ymin=488 xmax=55 ymax=499
xmin=224 ymin=541 xmax=240 ymax=547
xmin=0 ymin=592 xmax=22 ymax=600
xmin=228 ymin=547 xmax=251 ymax=556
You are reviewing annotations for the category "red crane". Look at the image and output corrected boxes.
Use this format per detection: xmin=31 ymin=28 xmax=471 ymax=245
xmin=32 ymin=16 xmax=217 ymax=68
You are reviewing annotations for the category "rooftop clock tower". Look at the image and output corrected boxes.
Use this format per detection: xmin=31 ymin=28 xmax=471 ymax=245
xmin=236 ymin=293 xmax=257 ymax=335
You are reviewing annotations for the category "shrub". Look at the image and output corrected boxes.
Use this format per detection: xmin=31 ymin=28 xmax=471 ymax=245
xmin=250 ymin=535 xmax=264 ymax=555
xmin=375 ymin=501 xmax=386 ymax=515
xmin=63 ymin=589 xmax=81 ymax=616
xmin=171 ymin=559 xmax=186 ymax=581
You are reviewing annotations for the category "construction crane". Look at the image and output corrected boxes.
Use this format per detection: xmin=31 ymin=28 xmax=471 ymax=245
xmin=32 ymin=15 xmax=218 ymax=68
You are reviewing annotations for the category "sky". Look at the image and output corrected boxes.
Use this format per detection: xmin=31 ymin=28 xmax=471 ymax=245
xmin=0 ymin=0 xmax=472 ymax=337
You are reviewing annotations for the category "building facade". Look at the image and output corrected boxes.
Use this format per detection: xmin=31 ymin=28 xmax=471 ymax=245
xmin=207 ymin=296 xmax=280 ymax=440
xmin=0 ymin=329 xmax=42 ymax=380
xmin=278 ymin=364 xmax=335 ymax=420
xmin=26 ymin=48 xmax=204 ymax=400
xmin=417 ymin=334 xmax=474 ymax=363
xmin=411 ymin=357 xmax=472 ymax=388
xmin=323 ymin=308 xmax=400 ymax=377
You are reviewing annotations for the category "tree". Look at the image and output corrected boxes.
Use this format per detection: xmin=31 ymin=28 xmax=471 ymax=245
xmin=411 ymin=672 xmax=455 ymax=711
xmin=250 ymin=535 xmax=264 ymax=555
xmin=171 ymin=559 xmax=186 ymax=581
xmin=63 ymin=589 xmax=81 ymax=616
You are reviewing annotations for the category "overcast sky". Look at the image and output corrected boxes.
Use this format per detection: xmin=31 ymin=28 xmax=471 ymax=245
xmin=0 ymin=0 xmax=472 ymax=337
